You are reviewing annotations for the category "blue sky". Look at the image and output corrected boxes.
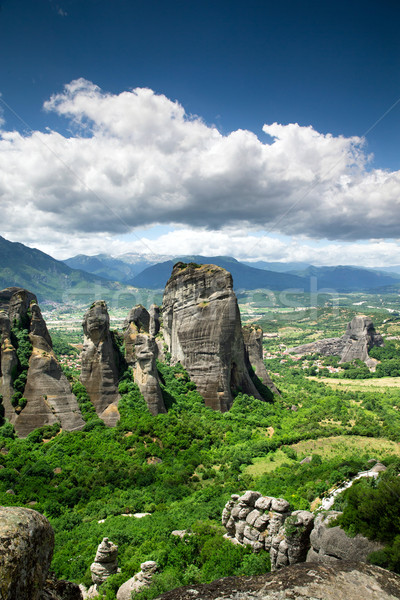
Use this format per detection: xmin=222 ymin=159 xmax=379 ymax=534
xmin=1 ymin=0 xmax=400 ymax=265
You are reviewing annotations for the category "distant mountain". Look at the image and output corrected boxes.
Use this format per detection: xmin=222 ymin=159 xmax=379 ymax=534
xmin=289 ymin=265 xmax=400 ymax=292
xmin=242 ymin=261 xmax=311 ymax=272
xmin=64 ymin=252 xmax=169 ymax=282
xmin=0 ymin=236 xmax=132 ymax=304
xmin=131 ymin=255 xmax=307 ymax=290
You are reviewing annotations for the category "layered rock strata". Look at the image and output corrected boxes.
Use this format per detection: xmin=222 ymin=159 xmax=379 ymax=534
xmin=0 ymin=287 xmax=84 ymax=437
xmin=242 ymin=325 xmax=279 ymax=395
xmin=288 ymin=315 xmax=384 ymax=365
xmin=123 ymin=305 xmax=166 ymax=415
xmin=163 ymin=263 xmax=273 ymax=411
xmin=116 ymin=561 xmax=158 ymax=600
xmin=90 ymin=537 xmax=118 ymax=585
xmin=80 ymin=301 xmax=120 ymax=426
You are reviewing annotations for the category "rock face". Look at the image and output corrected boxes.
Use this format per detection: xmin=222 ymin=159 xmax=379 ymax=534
xmin=157 ymin=562 xmax=400 ymax=600
xmin=0 ymin=506 xmax=54 ymax=600
xmin=0 ymin=287 xmax=84 ymax=437
xmin=222 ymin=491 xmax=313 ymax=569
xmin=116 ymin=561 xmax=158 ymax=600
xmin=288 ymin=315 xmax=383 ymax=365
xmin=222 ymin=491 xmax=382 ymax=572
xmin=123 ymin=305 xmax=166 ymax=415
xmin=90 ymin=537 xmax=118 ymax=585
xmin=162 ymin=263 xmax=274 ymax=411
xmin=80 ymin=301 xmax=120 ymax=426
xmin=242 ymin=325 xmax=279 ymax=395
xmin=306 ymin=511 xmax=383 ymax=563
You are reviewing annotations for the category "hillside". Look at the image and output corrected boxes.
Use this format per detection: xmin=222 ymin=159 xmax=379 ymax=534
xmin=64 ymin=253 xmax=167 ymax=283
xmin=288 ymin=265 xmax=400 ymax=292
xmin=131 ymin=255 xmax=307 ymax=290
xmin=0 ymin=236 xmax=133 ymax=304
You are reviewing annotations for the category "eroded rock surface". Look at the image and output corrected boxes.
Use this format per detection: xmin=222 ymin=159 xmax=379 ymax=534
xmin=0 ymin=506 xmax=54 ymax=600
xmin=123 ymin=305 xmax=165 ymax=415
xmin=80 ymin=301 xmax=120 ymax=426
xmin=90 ymin=537 xmax=118 ymax=585
xmin=288 ymin=315 xmax=383 ymax=365
xmin=116 ymin=561 xmax=158 ymax=600
xmin=162 ymin=263 xmax=272 ymax=411
xmin=157 ymin=562 xmax=400 ymax=600
xmin=0 ymin=287 xmax=84 ymax=437
xmin=306 ymin=511 xmax=383 ymax=563
xmin=242 ymin=325 xmax=279 ymax=395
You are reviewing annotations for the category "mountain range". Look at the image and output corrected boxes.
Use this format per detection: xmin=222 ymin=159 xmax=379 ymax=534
xmin=1 ymin=235 xmax=400 ymax=303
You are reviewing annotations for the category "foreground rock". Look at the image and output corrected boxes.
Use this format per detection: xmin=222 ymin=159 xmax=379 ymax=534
xmin=0 ymin=506 xmax=54 ymax=600
xmin=162 ymin=263 xmax=274 ymax=411
xmin=288 ymin=314 xmax=384 ymax=365
xmin=157 ymin=562 xmax=400 ymax=600
xmin=117 ymin=561 xmax=158 ymax=600
xmin=0 ymin=287 xmax=84 ymax=437
xmin=124 ymin=305 xmax=166 ymax=415
xmin=80 ymin=302 xmax=120 ymax=426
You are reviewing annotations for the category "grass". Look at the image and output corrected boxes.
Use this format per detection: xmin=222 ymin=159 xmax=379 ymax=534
xmin=309 ymin=376 xmax=400 ymax=392
xmin=291 ymin=435 xmax=400 ymax=460
xmin=244 ymin=448 xmax=296 ymax=476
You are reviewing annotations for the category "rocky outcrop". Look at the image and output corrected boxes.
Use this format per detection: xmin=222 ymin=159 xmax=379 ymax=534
xmin=242 ymin=325 xmax=279 ymax=395
xmin=80 ymin=301 xmax=120 ymax=426
xmin=288 ymin=315 xmax=383 ymax=365
xmin=306 ymin=511 xmax=383 ymax=563
xmin=0 ymin=506 xmax=54 ymax=600
xmin=0 ymin=287 xmax=84 ymax=437
xmin=90 ymin=537 xmax=118 ymax=585
xmin=116 ymin=561 xmax=158 ymax=600
xmin=162 ymin=263 xmax=274 ymax=412
xmin=157 ymin=562 xmax=400 ymax=600
xmin=123 ymin=305 xmax=166 ymax=415
xmin=222 ymin=491 xmax=313 ymax=569
xmin=222 ymin=491 xmax=383 ymax=572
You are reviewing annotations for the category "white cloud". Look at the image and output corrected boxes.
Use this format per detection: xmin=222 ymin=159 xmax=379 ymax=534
xmin=1 ymin=78 xmax=400 ymax=252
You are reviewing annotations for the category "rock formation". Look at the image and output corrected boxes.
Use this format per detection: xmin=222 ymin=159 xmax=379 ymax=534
xmin=306 ymin=511 xmax=383 ymax=563
xmin=0 ymin=506 xmax=54 ymax=600
xmin=162 ymin=263 xmax=274 ymax=411
xmin=123 ymin=305 xmax=166 ymax=415
xmin=157 ymin=561 xmax=400 ymax=600
xmin=90 ymin=537 xmax=118 ymax=585
xmin=0 ymin=287 xmax=84 ymax=437
xmin=116 ymin=561 xmax=158 ymax=600
xmin=222 ymin=491 xmax=384 ymax=572
xmin=242 ymin=324 xmax=279 ymax=395
xmin=288 ymin=315 xmax=384 ymax=365
xmin=80 ymin=301 xmax=120 ymax=426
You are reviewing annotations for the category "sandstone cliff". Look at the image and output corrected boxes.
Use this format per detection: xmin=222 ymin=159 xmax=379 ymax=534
xmin=0 ymin=287 xmax=84 ymax=437
xmin=123 ymin=305 xmax=166 ymax=415
xmin=288 ymin=315 xmax=383 ymax=365
xmin=162 ymin=263 xmax=274 ymax=412
xmin=80 ymin=301 xmax=120 ymax=426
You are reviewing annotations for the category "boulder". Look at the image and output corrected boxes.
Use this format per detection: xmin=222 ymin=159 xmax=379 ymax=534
xmin=242 ymin=324 xmax=279 ymax=394
xmin=0 ymin=506 xmax=54 ymax=600
xmin=162 ymin=263 xmax=268 ymax=411
xmin=80 ymin=301 xmax=120 ymax=426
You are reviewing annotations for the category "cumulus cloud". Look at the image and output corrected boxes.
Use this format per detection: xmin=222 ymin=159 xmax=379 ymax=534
xmin=1 ymin=78 xmax=400 ymax=249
